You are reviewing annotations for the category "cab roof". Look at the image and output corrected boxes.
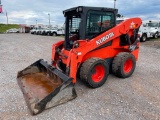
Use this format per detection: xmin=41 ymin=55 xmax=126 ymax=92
xmin=63 ymin=6 xmax=118 ymax=16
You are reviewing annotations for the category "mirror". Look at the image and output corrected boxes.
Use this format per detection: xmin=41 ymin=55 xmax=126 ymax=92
xmin=143 ymin=24 xmax=146 ymax=27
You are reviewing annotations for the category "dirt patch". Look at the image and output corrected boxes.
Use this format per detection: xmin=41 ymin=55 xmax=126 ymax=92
xmin=141 ymin=38 xmax=160 ymax=48
xmin=20 ymin=72 xmax=62 ymax=100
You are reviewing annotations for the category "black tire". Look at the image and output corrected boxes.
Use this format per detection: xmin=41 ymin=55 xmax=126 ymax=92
xmin=154 ymin=32 xmax=158 ymax=39
xmin=53 ymin=32 xmax=57 ymax=36
xmin=45 ymin=32 xmax=48 ymax=36
xmin=112 ymin=52 xmax=136 ymax=78
xmin=158 ymin=32 xmax=160 ymax=38
xmin=140 ymin=34 xmax=147 ymax=42
xmin=80 ymin=58 xmax=109 ymax=88
xmin=49 ymin=33 xmax=53 ymax=36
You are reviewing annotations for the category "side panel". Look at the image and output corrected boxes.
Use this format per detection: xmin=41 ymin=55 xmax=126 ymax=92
xmin=82 ymin=46 xmax=123 ymax=62
xmin=81 ymin=37 xmax=139 ymax=62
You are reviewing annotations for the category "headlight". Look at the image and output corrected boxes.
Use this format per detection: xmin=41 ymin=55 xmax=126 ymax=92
xmin=76 ymin=7 xmax=83 ymax=12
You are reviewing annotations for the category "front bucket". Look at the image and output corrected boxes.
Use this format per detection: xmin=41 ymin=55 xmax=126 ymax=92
xmin=17 ymin=59 xmax=77 ymax=115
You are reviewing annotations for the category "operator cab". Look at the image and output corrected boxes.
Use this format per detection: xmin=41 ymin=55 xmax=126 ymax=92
xmin=63 ymin=6 xmax=118 ymax=49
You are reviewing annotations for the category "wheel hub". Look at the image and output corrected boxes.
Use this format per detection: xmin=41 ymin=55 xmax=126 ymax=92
xmin=123 ymin=59 xmax=133 ymax=73
xmin=91 ymin=65 xmax=105 ymax=82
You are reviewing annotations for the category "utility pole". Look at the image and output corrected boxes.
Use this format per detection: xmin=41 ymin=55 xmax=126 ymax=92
xmin=36 ymin=19 xmax=37 ymax=27
xmin=48 ymin=13 xmax=50 ymax=27
xmin=6 ymin=11 xmax=8 ymax=24
xmin=114 ymin=0 xmax=116 ymax=9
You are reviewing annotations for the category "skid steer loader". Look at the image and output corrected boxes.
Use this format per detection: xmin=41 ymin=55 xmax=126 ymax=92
xmin=17 ymin=6 xmax=142 ymax=115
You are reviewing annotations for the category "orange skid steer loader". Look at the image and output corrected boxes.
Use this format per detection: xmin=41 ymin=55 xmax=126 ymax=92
xmin=17 ymin=6 xmax=142 ymax=115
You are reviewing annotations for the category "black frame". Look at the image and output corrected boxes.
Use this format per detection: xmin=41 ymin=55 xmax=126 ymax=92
xmin=63 ymin=6 xmax=118 ymax=49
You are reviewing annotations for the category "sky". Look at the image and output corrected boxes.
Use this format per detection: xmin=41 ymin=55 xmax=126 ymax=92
xmin=0 ymin=0 xmax=160 ymax=27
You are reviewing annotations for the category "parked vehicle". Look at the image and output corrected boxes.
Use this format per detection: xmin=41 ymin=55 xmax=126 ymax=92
xmin=116 ymin=17 xmax=128 ymax=24
xmin=49 ymin=28 xmax=58 ymax=36
xmin=33 ymin=28 xmax=42 ymax=35
xmin=49 ymin=28 xmax=64 ymax=36
xmin=43 ymin=28 xmax=51 ymax=35
xmin=6 ymin=28 xmax=19 ymax=33
xmin=139 ymin=21 xmax=160 ymax=42
xmin=43 ymin=28 xmax=56 ymax=35
xmin=56 ymin=28 xmax=65 ymax=36
xmin=30 ymin=28 xmax=37 ymax=34
xmin=40 ymin=28 xmax=48 ymax=35
xmin=38 ymin=28 xmax=46 ymax=35
xmin=116 ymin=20 xmax=124 ymax=24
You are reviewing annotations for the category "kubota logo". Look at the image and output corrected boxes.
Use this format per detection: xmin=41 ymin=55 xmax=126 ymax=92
xmin=96 ymin=32 xmax=114 ymax=45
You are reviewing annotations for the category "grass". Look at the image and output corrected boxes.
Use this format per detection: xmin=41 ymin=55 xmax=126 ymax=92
xmin=149 ymin=37 xmax=160 ymax=41
xmin=0 ymin=24 xmax=19 ymax=33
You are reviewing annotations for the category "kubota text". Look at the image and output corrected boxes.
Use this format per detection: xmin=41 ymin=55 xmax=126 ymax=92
xmin=96 ymin=32 xmax=114 ymax=45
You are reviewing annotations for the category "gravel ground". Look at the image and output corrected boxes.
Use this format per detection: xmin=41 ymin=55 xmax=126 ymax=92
xmin=141 ymin=38 xmax=160 ymax=49
xmin=0 ymin=34 xmax=160 ymax=120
